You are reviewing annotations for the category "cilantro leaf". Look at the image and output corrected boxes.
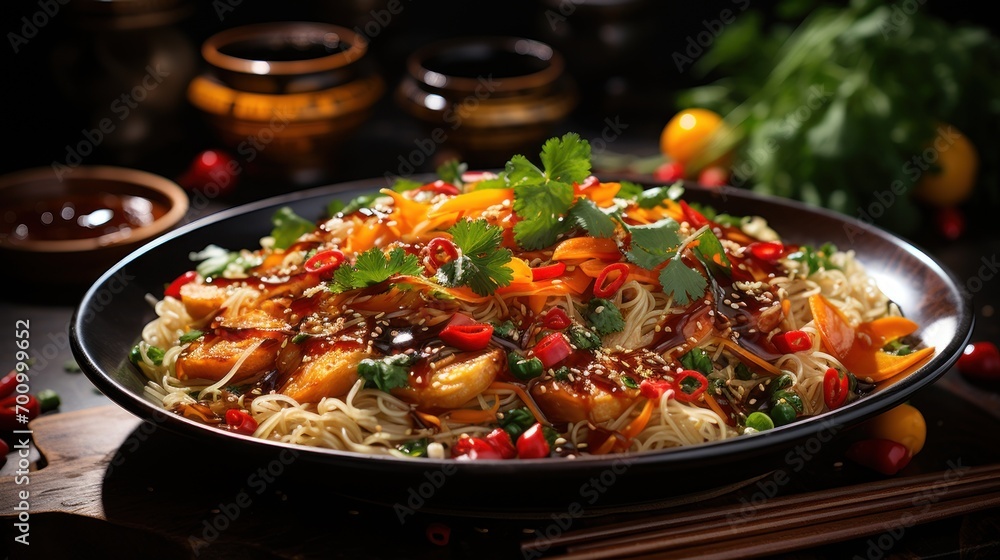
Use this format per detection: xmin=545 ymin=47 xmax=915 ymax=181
xmin=179 ymin=330 xmax=204 ymax=344
xmin=436 ymin=219 xmax=514 ymax=296
xmin=637 ymin=182 xmax=685 ymax=209
xmin=505 ymin=154 xmax=545 ymax=186
xmin=625 ymin=219 xmax=682 ymax=270
xmin=358 ymin=354 xmax=412 ymax=392
xmin=616 ymin=181 xmax=645 ymax=200
xmin=693 ymin=229 xmax=732 ymax=275
xmin=390 ymin=178 xmax=422 ymax=192
xmin=329 ymin=192 xmax=378 ymax=217
xmin=659 ymin=259 xmax=708 ymax=306
xmin=539 ymin=132 xmax=591 ymax=184
xmin=567 ymin=325 xmax=602 ymax=350
xmin=585 ymin=298 xmax=625 ymax=336
xmin=568 ymin=198 xmax=617 ymax=238
xmin=270 ymin=207 xmax=315 ymax=250
xmin=330 ymin=247 xmax=423 ymax=293
xmin=680 ymin=348 xmax=713 ymax=375
xmin=513 ymin=181 xmax=574 ymax=250
xmin=787 ymin=243 xmax=839 ymax=275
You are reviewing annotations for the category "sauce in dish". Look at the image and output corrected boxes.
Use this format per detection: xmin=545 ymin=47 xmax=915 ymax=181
xmin=1 ymin=193 xmax=169 ymax=244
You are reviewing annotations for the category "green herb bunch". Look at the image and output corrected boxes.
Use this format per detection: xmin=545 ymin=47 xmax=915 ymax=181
xmin=676 ymin=0 xmax=1000 ymax=234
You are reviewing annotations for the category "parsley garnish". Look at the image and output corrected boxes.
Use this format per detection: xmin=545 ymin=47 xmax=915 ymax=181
xmin=129 ymin=344 xmax=164 ymax=367
xmin=693 ymin=229 xmax=732 ymax=275
xmin=270 ymin=207 xmax=315 ymax=250
xmin=357 ymin=354 xmax=413 ymax=392
xmin=787 ymin=243 xmax=839 ymax=275
xmin=584 ymin=298 xmax=625 ymax=336
xmin=621 ymin=217 xmax=710 ymax=306
xmin=659 ymin=260 xmax=708 ymax=307
xmin=636 ymin=182 xmax=685 ymax=209
xmin=330 ymin=247 xmax=423 ymax=293
xmin=567 ymin=325 xmax=601 ymax=350
xmin=680 ymin=348 xmax=713 ymax=375
xmin=616 ymin=181 xmax=645 ymax=200
xmin=435 ymin=219 xmax=513 ymax=296
xmin=567 ymin=198 xmax=617 ymax=238
xmin=508 ymin=133 xmax=592 ymax=250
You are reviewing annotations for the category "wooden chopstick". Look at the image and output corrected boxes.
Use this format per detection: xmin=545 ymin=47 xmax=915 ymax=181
xmin=522 ymin=463 xmax=1000 ymax=559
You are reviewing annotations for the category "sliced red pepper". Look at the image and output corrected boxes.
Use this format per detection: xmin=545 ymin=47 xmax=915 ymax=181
xmin=772 ymin=330 xmax=812 ymax=353
xmin=672 ymin=370 xmax=708 ymax=402
xmin=439 ymin=322 xmax=494 ymax=351
xmin=516 ymin=423 xmax=551 ymax=459
xmin=0 ymin=393 xmax=40 ymax=431
xmin=427 ymin=237 xmax=460 ymax=269
xmin=532 ymin=332 xmax=572 ymax=368
xmin=845 ymin=438 xmax=912 ymax=475
xmin=0 ymin=370 xmax=18 ymax=399
xmin=823 ymin=367 xmax=851 ymax=410
xmin=485 ymin=427 xmax=517 ymax=459
xmin=304 ymin=249 xmax=345 ymax=277
xmin=225 ymin=409 xmax=258 ymax=435
xmin=639 ymin=379 xmax=674 ymax=400
xmin=748 ymin=241 xmax=786 ymax=263
xmin=417 ymin=180 xmax=461 ymax=196
xmin=542 ymin=307 xmax=571 ymax=331
xmin=531 ymin=262 xmax=566 ymax=282
xmin=593 ymin=263 xmax=629 ymax=298
xmin=164 ymin=270 xmax=198 ymax=299
xmin=452 ymin=435 xmax=501 ymax=460
xmin=679 ymin=200 xmax=709 ymax=229
xmin=426 ymin=522 xmax=451 ymax=546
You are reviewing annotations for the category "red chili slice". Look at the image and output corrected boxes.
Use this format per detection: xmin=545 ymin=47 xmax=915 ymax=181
xmin=679 ymin=200 xmax=709 ymax=228
xmin=0 ymin=394 xmax=40 ymax=431
xmin=427 ymin=238 xmax=460 ymax=269
xmin=439 ymin=322 xmax=494 ymax=351
xmin=593 ymin=263 xmax=629 ymax=298
xmin=164 ymin=270 xmax=198 ymax=299
xmin=823 ymin=367 xmax=850 ymax=410
xmin=417 ymin=180 xmax=461 ymax=196
xmin=0 ymin=370 xmax=18 ymax=399
xmin=772 ymin=330 xmax=812 ymax=353
xmin=672 ymin=370 xmax=708 ymax=402
xmin=748 ymin=241 xmax=786 ymax=263
xmin=452 ymin=435 xmax=501 ymax=460
xmin=639 ymin=379 xmax=674 ymax=400
xmin=304 ymin=249 xmax=345 ymax=277
xmin=532 ymin=332 xmax=573 ymax=368
xmin=531 ymin=262 xmax=566 ymax=282
xmin=845 ymin=438 xmax=912 ymax=475
xmin=485 ymin=427 xmax=517 ymax=459
xmin=225 ymin=409 xmax=258 ymax=435
xmin=542 ymin=307 xmax=571 ymax=330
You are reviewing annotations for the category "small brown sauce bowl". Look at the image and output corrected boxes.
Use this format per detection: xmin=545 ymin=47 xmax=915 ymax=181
xmin=0 ymin=166 xmax=188 ymax=286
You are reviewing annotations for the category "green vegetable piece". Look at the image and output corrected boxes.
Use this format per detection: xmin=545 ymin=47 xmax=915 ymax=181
xmin=769 ymin=372 xmax=795 ymax=394
xmin=270 ymin=206 xmax=315 ymax=250
xmin=584 ymin=298 xmax=625 ymax=336
xmin=567 ymin=325 xmax=601 ymax=350
xmin=179 ymin=330 xmax=204 ymax=344
xmin=772 ymin=390 xmax=804 ymax=413
xmin=129 ymin=344 xmax=164 ymax=367
xmin=436 ymin=219 xmax=513 ymax=296
xmin=769 ymin=402 xmax=797 ymax=426
xmin=499 ymin=407 xmax=535 ymax=440
xmin=735 ymin=362 xmax=754 ymax=381
xmin=330 ymin=247 xmax=423 ymax=293
xmin=508 ymin=353 xmax=544 ymax=381
xmin=745 ymin=411 xmax=774 ymax=432
xmin=357 ymin=354 xmax=412 ymax=392
xmin=680 ymin=348 xmax=713 ymax=375
xmin=621 ymin=376 xmax=639 ymax=389
xmin=37 ymin=389 xmax=60 ymax=412
xmin=397 ymin=438 xmax=430 ymax=458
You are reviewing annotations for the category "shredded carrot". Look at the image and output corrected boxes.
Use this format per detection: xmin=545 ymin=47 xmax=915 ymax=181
xmin=716 ymin=337 xmax=781 ymax=376
xmin=445 ymin=397 xmax=501 ymax=424
xmin=414 ymin=410 xmax=441 ymax=429
xmin=620 ymin=398 xmax=655 ymax=440
xmin=428 ymin=188 xmax=513 ymax=218
xmin=487 ymin=382 xmax=551 ymax=426
xmin=591 ymin=434 xmax=617 ymax=455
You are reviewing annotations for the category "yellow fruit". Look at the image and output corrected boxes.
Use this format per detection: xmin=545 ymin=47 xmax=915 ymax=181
xmin=660 ymin=108 xmax=730 ymax=168
xmin=862 ymin=402 xmax=926 ymax=456
xmin=913 ymin=125 xmax=979 ymax=207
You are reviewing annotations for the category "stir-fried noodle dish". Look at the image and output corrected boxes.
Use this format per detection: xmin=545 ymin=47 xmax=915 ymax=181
xmin=131 ymin=134 xmax=934 ymax=460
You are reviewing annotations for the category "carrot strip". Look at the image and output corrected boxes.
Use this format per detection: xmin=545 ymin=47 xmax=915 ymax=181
xmin=487 ymin=382 xmax=551 ymax=426
xmin=703 ymin=392 xmax=733 ymax=426
xmin=620 ymin=398 xmax=655 ymax=440
xmin=552 ymin=237 xmax=621 ymax=262
xmin=591 ymin=434 xmax=618 ymax=455
xmin=428 ymin=188 xmax=513 ymax=218
xmin=445 ymin=397 xmax=501 ymax=424
xmin=414 ymin=410 xmax=441 ymax=429
xmin=715 ymin=338 xmax=782 ymax=376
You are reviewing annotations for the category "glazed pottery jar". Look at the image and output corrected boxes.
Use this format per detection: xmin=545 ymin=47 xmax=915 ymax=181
xmin=187 ymin=22 xmax=384 ymax=185
xmin=396 ymin=36 xmax=576 ymax=168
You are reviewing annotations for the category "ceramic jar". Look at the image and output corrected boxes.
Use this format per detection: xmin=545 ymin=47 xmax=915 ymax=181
xmin=187 ymin=22 xmax=384 ymax=185
xmin=396 ymin=36 xmax=576 ymax=168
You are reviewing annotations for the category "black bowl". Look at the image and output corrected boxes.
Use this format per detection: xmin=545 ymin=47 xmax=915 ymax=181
xmin=70 ymin=178 xmax=973 ymax=514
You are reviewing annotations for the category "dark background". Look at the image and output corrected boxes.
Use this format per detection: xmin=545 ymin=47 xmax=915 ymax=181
xmin=3 ymin=0 xmax=997 ymax=197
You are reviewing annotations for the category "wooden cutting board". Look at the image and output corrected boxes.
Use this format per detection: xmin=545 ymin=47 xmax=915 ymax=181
xmin=2 ymin=372 xmax=1000 ymax=559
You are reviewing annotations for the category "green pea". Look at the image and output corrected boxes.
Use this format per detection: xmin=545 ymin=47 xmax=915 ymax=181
xmin=770 ymin=402 xmax=797 ymax=426
xmin=745 ymin=411 xmax=774 ymax=432
xmin=772 ymin=390 xmax=804 ymax=413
